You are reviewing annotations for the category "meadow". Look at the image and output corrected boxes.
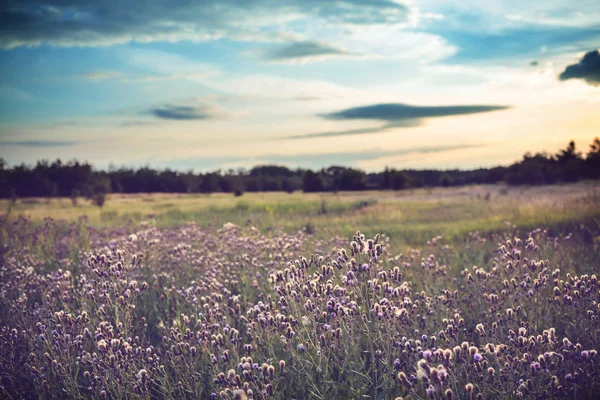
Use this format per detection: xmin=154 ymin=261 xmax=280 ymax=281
xmin=3 ymin=182 xmax=600 ymax=245
xmin=1 ymin=183 xmax=600 ymax=399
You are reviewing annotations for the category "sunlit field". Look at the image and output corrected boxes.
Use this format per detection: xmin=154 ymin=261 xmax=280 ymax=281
xmin=3 ymin=182 xmax=599 ymax=246
xmin=1 ymin=183 xmax=600 ymax=399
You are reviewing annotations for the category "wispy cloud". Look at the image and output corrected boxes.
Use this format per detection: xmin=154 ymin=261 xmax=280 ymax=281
xmin=149 ymin=100 xmax=233 ymax=121
xmin=559 ymin=49 xmax=600 ymax=86
xmin=289 ymin=120 xmax=421 ymax=139
xmin=284 ymin=103 xmax=511 ymax=139
xmin=0 ymin=140 xmax=78 ymax=147
xmin=150 ymin=105 xmax=215 ymax=120
xmin=324 ymin=103 xmax=510 ymax=121
xmin=158 ymin=143 xmax=483 ymax=171
xmin=80 ymin=71 xmax=123 ymax=81
xmin=0 ymin=84 xmax=35 ymax=101
xmin=0 ymin=0 xmax=411 ymax=49
xmin=120 ymin=121 xmax=159 ymax=127
xmin=266 ymin=41 xmax=359 ymax=62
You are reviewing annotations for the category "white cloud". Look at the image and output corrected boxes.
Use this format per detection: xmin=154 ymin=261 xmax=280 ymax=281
xmin=416 ymin=0 xmax=600 ymax=33
xmin=80 ymin=71 xmax=123 ymax=81
xmin=0 ymin=0 xmax=413 ymax=49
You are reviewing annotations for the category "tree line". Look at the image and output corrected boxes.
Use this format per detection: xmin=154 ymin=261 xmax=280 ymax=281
xmin=1 ymin=138 xmax=599 ymax=201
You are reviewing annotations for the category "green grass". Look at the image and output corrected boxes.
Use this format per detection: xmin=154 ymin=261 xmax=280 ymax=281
xmin=2 ymin=182 xmax=599 ymax=246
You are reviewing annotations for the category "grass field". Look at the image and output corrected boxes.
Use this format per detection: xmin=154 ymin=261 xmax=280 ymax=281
xmin=3 ymin=182 xmax=600 ymax=246
xmin=2 ymin=183 xmax=600 ymax=399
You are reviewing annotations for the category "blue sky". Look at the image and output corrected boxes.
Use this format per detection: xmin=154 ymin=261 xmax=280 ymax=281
xmin=0 ymin=0 xmax=599 ymax=171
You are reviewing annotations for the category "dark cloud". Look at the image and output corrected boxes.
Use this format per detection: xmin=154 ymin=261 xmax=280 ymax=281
xmin=530 ymin=60 xmax=539 ymax=66
xmin=290 ymin=103 xmax=510 ymax=139
xmin=0 ymin=1 xmax=409 ymax=49
xmin=322 ymin=103 xmax=510 ymax=122
xmin=149 ymin=101 xmax=233 ymax=121
xmin=150 ymin=105 xmax=214 ymax=120
xmin=559 ymin=50 xmax=600 ymax=86
xmin=267 ymin=41 xmax=355 ymax=61
xmin=0 ymin=140 xmax=78 ymax=147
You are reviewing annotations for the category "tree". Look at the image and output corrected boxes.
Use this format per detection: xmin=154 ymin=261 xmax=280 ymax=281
xmin=439 ymin=174 xmax=453 ymax=187
xmin=199 ymin=173 xmax=221 ymax=193
xmin=303 ymin=170 xmax=324 ymax=192
xmin=556 ymin=140 xmax=584 ymax=182
xmin=91 ymin=174 xmax=111 ymax=208
xmin=338 ymin=168 xmax=367 ymax=191
xmin=584 ymin=137 xmax=600 ymax=179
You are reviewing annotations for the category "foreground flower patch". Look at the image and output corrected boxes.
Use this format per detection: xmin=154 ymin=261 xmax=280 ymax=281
xmin=1 ymin=218 xmax=598 ymax=399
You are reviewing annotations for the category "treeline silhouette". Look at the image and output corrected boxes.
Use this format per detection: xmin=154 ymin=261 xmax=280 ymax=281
xmin=1 ymin=138 xmax=599 ymax=200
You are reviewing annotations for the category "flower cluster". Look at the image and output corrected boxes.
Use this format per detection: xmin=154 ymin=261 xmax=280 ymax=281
xmin=0 ymin=216 xmax=598 ymax=399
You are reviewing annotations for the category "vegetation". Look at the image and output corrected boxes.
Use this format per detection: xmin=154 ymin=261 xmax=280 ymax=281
xmin=0 ymin=188 xmax=599 ymax=399
xmin=1 ymin=139 xmax=599 ymax=201
xmin=1 ymin=141 xmax=599 ymax=399
xmin=2 ymin=183 xmax=599 ymax=246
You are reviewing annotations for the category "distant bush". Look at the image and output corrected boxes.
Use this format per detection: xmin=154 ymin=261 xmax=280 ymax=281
xmin=92 ymin=191 xmax=106 ymax=208
xmin=70 ymin=189 xmax=80 ymax=206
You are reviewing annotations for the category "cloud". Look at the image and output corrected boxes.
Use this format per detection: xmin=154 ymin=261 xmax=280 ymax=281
xmin=559 ymin=50 xmax=600 ymax=86
xmin=0 ymin=83 xmax=34 ymax=101
xmin=289 ymin=120 xmax=421 ymax=139
xmin=266 ymin=41 xmax=358 ymax=62
xmin=149 ymin=100 xmax=232 ymax=120
xmin=294 ymin=95 xmax=321 ymax=101
xmin=124 ymin=73 xmax=213 ymax=83
xmin=322 ymin=103 xmax=511 ymax=122
xmin=120 ymin=121 xmax=159 ymax=127
xmin=157 ymin=143 xmax=483 ymax=171
xmin=150 ymin=105 xmax=214 ymax=120
xmin=285 ymin=103 xmax=511 ymax=139
xmin=81 ymin=71 xmax=123 ymax=81
xmin=0 ymin=0 xmax=410 ymax=49
xmin=0 ymin=140 xmax=78 ymax=147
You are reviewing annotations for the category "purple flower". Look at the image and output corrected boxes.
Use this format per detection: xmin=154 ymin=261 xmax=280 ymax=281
xmin=581 ymin=350 xmax=589 ymax=358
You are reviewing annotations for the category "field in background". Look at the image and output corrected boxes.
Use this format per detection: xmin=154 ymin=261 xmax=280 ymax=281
xmin=2 ymin=182 xmax=599 ymax=246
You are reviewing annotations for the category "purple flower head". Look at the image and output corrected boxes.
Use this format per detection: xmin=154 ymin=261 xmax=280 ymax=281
xmin=581 ymin=350 xmax=589 ymax=358
xmin=426 ymin=386 xmax=436 ymax=397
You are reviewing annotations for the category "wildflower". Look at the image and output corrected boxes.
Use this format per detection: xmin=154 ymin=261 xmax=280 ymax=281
xmin=426 ymin=386 xmax=436 ymax=398
xmin=233 ymin=390 xmax=247 ymax=400
xmin=267 ymin=365 xmax=275 ymax=379
xmin=97 ymin=339 xmax=108 ymax=352
xmin=581 ymin=350 xmax=590 ymax=358
xmin=445 ymin=388 xmax=454 ymax=400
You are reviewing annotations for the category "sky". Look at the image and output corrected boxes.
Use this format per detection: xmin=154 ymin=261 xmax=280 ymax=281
xmin=0 ymin=0 xmax=599 ymax=172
